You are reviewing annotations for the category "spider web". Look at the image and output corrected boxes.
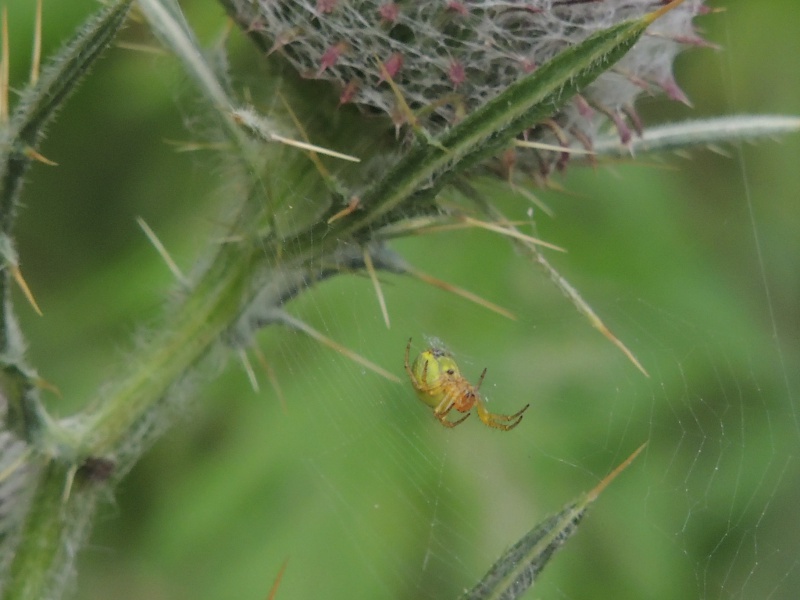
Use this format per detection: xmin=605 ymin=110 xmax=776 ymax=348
xmin=11 ymin=2 xmax=796 ymax=599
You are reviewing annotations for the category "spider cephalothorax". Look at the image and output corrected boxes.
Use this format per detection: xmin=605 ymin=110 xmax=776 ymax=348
xmin=404 ymin=338 xmax=529 ymax=431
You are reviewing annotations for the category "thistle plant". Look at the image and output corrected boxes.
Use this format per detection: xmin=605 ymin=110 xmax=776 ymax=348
xmin=0 ymin=1 xmax=797 ymax=599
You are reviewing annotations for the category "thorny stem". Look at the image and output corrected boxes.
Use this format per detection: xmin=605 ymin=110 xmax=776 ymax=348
xmin=3 ymin=195 xmax=408 ymax=598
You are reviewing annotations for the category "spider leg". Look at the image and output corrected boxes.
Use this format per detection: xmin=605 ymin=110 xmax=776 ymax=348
xmin=434 ymin=393 xmax=470 ymax=428
xmin=475 ymin=399 xmax=529 ymax=431
xmin=490 ymin=403 xmax=530 ymax=421
xmin=434 ymin=394 xmax=456 ymax=418
xmin=473 ymin=367 xmax=488 ymax=392
xmin=435 ymin=407 xmax=471 ymax=428
xmin=443 ymin=412 xmax=471 ymax=427
xmin=404 ymin=337 xmax=414 ymax=380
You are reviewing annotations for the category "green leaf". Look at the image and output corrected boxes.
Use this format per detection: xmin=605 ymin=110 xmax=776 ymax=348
xmin=462 ymin=444 xmax=646 ymax=600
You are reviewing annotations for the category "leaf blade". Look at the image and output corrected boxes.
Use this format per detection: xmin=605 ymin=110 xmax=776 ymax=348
xmin=462 ymin=444 xmax=647 ymax=600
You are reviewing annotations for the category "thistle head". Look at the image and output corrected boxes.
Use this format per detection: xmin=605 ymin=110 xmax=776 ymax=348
xmin=229 ymin=0 xmax=709 ymax=171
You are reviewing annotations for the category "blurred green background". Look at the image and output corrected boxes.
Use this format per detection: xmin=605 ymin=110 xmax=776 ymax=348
xmin=4 ymin=1 xmax=799 ymax=598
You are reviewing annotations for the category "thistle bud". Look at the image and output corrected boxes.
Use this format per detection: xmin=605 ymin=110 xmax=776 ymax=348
xmin=228 ymin=0 xmax=708 ymax=164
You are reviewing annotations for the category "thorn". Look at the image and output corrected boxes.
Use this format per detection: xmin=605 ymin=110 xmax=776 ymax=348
xmin=23 ymin=146 xmax=58 ymax=166
xmin=369 ymin=214 xmax=457 ymax=239
xmin=573 ymin=95 xmax=594 ymax=119
xmin=11 ymin=264 xmax=42 ymax=316
xmin=499 ymin=147 xmax=517 ymax=181
xmin=375 ymin=214 xmax=533 ymax=240
xmin=276 ymin=94 xmax=357 ymax=203
xmin=279 ymin=93 xmax=332 ymax=183
xmin=136 ymin=217 xmax=188 ymax=285
xmin=376 ymin=54 xmax=415 ymax=126
xmin=498 ymin=148 xmax=556 ymax=216
xmin=252 ymin=344 xmax=288 ymax=414
xmin=587 ymin=442 xmax=648 ymax=502
xmin=514 ymin=139 xmax=595 ymax=156
xmin=239 ymin=348 xmax=259 ymax=393
xmin=375 ymin=55 xmax=450 ymax=153
xmin=659 ymin=76 xmax=693 ymax=107
xmin=231 ymin=104 xmax=360 ymax=163
xmin=469 ymin=200 xmax=648 ymax=376
xmin=377 ymin=52 xmax=404 ymax=85
xmin=318 ymin=41 xmax=348 ymax=76
xmin=271 ymin=94 xmax=361 ymax=162
xmin=35 ymin=376 xmax=62 ymax=398
xmin=594 ymin=105 xmax=632 ymax=145
xmin=621 ymin=105 xmax=644 ymax=138
xmin=266 ymin=27 xmax=303 ymax=56
xmin=645 ymin=0 xmax=687 ymax=25
xmin=327 ymin=196 xmax=361 ymax=224
xmin=362 ymin=245 xmax=390 ymax=328
xmin=460 ymin=215 xmax=566 ymax=252
xmin=593 ymin=317 xmax=649 ymax=377
xmin=402 ymin=263 xmax=517 ymax=321
xmin=338 ymin=79 xmax=359 ymax=106
xmin=536 ymin=250 xmax=649 ymax=377
xmin=274 ymin=310 xmax=401 ymax=383
xmin=268 ymin=133 xmax=360 ymax=162
xmin=163 ymin=138 xmax=229 ymax=153
xmin=115 ymin=41 xmax=170 ymax=55
xmin=611 ymin=66 xmax=654 ymax=96
xmin=30 ymin=0 xmax=42 ymax=85
xmin=541 ymin=119 xmax=571 ymax=171
xmin=266 ymin=558 xmax=289 ymax=600
xmin=568 ymin=126 xmax=597 ymax=168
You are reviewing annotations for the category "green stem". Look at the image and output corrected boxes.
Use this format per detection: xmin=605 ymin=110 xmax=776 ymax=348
xmin=3 ymin=460 xmax=93 ymax=600
xmin=81 ymin=239 xmax=255 ymax=458
xmin=3 ymin=201 xmax=263 ymax=599
xmin=3 ymin=170 xmax=342 ymax=597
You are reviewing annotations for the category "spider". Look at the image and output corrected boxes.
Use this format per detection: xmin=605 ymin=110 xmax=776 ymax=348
xmin=404 ymin=338 xmax=529 ymax=430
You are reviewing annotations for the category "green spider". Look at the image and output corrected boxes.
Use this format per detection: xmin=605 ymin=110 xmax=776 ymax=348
xmin=404 ymin=338 xmax=529 ymax=430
